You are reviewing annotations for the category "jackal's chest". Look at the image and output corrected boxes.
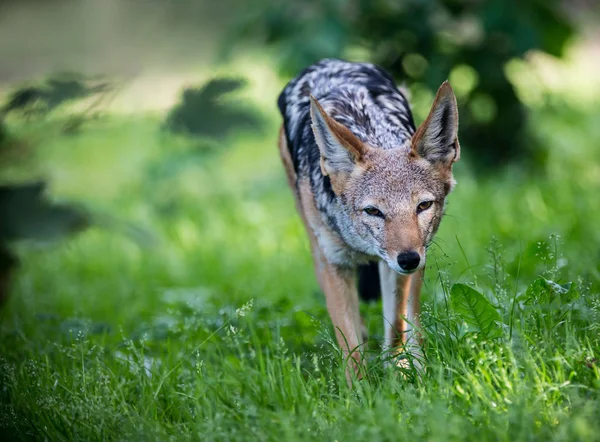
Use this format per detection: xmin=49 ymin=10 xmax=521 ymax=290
xmin=312 ymin=222 xmax=371 ymax=267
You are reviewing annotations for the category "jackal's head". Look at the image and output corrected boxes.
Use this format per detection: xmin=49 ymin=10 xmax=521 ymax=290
xmin=310 ymin=82 xmax=460 ymax=274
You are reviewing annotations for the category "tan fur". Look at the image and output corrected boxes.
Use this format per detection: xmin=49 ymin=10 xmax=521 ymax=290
xmin=278 ymin=128 xmax=323 ymax=284
xmin=278 ymin=127 xmax=301 ymax=212
xmin=280 ymin=127 xmax=365 ymax=383
xmin=383 ymin=215 xmax=424 ymax=260
xmin=393 ymin=270 xmax=423 ymax=352
xmin=297 ymin=179 xmax=365 ymax=380
xmin=379 ymin=264 xmax=423 ymax=369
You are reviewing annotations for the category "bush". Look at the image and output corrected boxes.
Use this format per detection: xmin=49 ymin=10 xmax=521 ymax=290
xmin=226 ymin=0 xmax=574 ymax=172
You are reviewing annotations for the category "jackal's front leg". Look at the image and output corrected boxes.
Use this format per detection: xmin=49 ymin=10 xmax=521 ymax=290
xmin=378 ymin=262 xmax=424 ymax=369
xmin=315 ymin=257 xmax=365 ymax=383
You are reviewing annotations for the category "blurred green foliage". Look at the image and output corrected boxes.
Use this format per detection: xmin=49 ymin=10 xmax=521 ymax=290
xmin=0 ymin=74 xmax=111 ymax=295
xmin=0 ymin=74 xmax=100 ymax=248
xmin=165 ymin=78 xmax=263 ymax=140
xmin=157 ymin=78 xmax=264 ymax=214
xmin=0 ymin=117 xmax=6 ymax=147
xmin=0 ymin=182 xmax=88 ymax=244
xmin=1 ymin=73 xmax=109 ymax=119
xmin=228 ymin=0 xmax=573 ymax=171
xmin=0 ymin=182 xmax=89 ymax=303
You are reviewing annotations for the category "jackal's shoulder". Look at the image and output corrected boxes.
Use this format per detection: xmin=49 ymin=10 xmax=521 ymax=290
xmin=278 ymin=59 xmax=415 ymax=155
xmin=277 ymin=59 xmax=421 ymax=266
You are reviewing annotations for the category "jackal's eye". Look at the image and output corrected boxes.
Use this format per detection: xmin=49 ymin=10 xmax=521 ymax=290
xmin=417 ymin=201 xmax=434 ymax=213
xmin=363 ymin=206 xmax=384 ymax=218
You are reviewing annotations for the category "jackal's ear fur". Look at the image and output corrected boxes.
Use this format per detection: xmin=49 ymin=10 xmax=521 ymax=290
xmin=411 ymin=81 xmax=460 ymax=165
xmin=310 ymin=95 xmax=367 ymax=177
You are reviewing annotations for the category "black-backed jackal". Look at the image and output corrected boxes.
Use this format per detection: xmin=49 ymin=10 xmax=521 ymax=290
xmin=277 ymin=59 xmax=460 ymax=382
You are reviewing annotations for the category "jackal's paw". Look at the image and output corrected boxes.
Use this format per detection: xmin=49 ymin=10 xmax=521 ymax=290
xmin=388 ymin=351 xmax=424 ymax=380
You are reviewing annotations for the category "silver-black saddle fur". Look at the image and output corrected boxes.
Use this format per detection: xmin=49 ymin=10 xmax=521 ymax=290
xmin=277 ymin=59 xmax=419 ymax=301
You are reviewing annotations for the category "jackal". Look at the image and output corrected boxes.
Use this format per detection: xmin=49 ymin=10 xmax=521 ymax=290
xmin=277 ymin=59 xmax=460 ymax=381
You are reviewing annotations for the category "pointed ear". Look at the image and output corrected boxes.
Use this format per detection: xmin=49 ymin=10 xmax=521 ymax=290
xmin=411 ymin=81 xmax=460 ymax=165
xmin=309 ymin=95 xmax=368 ymax=177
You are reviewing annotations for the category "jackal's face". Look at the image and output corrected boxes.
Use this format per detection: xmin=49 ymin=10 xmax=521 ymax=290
xmin=310 ymin=82 xmax=460 ymax=274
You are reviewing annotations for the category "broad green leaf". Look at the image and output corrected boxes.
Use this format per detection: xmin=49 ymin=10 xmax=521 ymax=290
xmin=450 ymin=283 xmax=502 ymax=339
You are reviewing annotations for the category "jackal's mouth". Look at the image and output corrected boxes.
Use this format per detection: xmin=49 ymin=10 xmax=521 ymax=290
xmin=394 ymin=267 xmax=422 ymax=276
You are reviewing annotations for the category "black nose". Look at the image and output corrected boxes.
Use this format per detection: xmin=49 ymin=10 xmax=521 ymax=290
xmin=397 ymin=251 xmax=421 ymax=272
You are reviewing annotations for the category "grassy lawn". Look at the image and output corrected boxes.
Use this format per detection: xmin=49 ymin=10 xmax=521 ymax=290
xmin=1 ymin=63 xmax=600 ymax=441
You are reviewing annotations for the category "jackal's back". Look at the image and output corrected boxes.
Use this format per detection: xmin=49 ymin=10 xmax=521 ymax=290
xmin=277 ymin=59 xmax=416 ymax=186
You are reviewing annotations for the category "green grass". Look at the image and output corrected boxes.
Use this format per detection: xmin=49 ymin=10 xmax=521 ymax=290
xmin=1 ymin=90 xmax=599 ymax=441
